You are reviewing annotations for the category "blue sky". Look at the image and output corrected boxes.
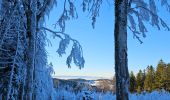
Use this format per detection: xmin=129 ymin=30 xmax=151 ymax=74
xmin=45 ymin=1 xmax=170 ymax=78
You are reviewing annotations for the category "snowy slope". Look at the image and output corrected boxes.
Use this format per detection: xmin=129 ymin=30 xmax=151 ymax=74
xmin=54 ymin=78 xmax=170 ymax=100
xmin=55 ymin=89 xmax=170 ymax=100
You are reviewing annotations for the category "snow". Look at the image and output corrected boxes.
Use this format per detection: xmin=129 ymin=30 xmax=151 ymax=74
xmin=55 ymin=89 xmax=170 ymax=100
xmin=129 ymin=90 xmax=170 ymax=100
xmin=91 ymin=80 xmax=100 ymax=86
xmin=0 ymin=0 xmax=170 ymax=99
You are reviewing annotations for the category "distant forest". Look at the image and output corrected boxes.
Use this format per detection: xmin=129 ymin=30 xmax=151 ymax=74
xmin=129 ymin=59 xmax=170 ymax=93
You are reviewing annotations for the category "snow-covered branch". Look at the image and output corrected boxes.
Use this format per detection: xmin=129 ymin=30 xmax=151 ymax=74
xmin=41 ymin=27 xmax=85 ymax=69
xmin=0 ymin=1 xmax=27 ymax=99
xmin=128 ymin=25 xmax=143 ymax=44
xmin=130 ymin=5 xmax=170 ymax=30
xmin=37 ymin=0 xmax=57 ymax=21
xmin=37 ymin=0 xmax=50 ymax=21
xmin=55 ymin=0 xmax=78 ymax=32
xmin=128 ymin=0 xmax=170 ymax=43
xmin=82 ymin=0 xmax=102 ymax=28
xmin=41 ymin=27 xmax=63 ymax=39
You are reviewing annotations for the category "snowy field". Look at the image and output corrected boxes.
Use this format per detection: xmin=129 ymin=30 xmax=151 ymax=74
xmin=55 ymin=90 xmax=170 ymax=100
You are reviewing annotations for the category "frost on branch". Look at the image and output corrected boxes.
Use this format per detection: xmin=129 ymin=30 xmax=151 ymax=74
xmin=128 ymin=0 xmax=170 ymax=43
xmin=160 ymin=0 xmax=170 ymax=12
xmin=82 ymin=0 xmax=102 ymax=28
xmin=0 ymin=0 xmax=27 ymax=99
xmin=57 ymin=35 xmax=70 ymax=56
xmin=37 ymin=0 xmax=57 ymax=21
xmin=149 ymin=0 xmax=160 ymax=29
xmin=56 ymin=0 xmax=78 ymax=32
xmin=42 ymin=27 xmax=85 ymax=69
xmin=33 ymin=30 xmax=56 ymax=99
xmin=66 ymin=42 xmax=85 ymax=69
xmin=57 ymin=35 xmax=85 ymax=69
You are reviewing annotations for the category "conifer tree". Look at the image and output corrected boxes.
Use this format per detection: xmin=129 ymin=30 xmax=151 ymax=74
xmin=155 ymin=59 xmax=166 ymax=90
xmin=166 ymin=63 xmax=170 ymax=91
xmin=136 ymin=70 xmax=144 ymax=93
xmin=142 ymin=69 xmax=146 ymax=88
xmin=129 ymin=71 xmax=136 ymax=93
xmin=144 ymin=65 xmax=155 ymax=92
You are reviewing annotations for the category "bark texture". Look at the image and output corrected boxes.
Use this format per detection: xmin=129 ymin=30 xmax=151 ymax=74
xmin=25 ymin=0 xmax=37 ymax=100
xmin=114 ymin=0 xmax=129 ymax=100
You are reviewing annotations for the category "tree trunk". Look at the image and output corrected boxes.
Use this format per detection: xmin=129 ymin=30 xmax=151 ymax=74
xmin=25 ymin=0 xmax=37 ymax=100
xmin=114 ymin=0 xmax=129 ymax=100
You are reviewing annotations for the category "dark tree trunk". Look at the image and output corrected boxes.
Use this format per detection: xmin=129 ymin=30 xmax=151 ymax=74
xmin=114 ymin=0 xmax=129 ymax=100
xmin=25 ymin=1 xmax=37 ymax=100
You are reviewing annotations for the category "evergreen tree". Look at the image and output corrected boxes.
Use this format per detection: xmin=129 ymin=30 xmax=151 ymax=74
xmin=166 ymin=63 xmax=170 ymax=91
xmin=142 ymin=69 xmax=146 ymax=88
xmin=136 ymin=70 xmax=144 ymax=93
xmin=155 ymin=59 xmax=167 ymax=90
xmin=144 ymin=65 xmax=155 ymax=92
xmin=129 ymin=71 xmax=136 ymax=93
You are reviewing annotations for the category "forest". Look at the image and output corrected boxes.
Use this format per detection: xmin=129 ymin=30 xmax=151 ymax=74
xmin=129 ymin=59 xmax=170 ymax=93
xmin=0 ymin=0 xmax=170 ymax=100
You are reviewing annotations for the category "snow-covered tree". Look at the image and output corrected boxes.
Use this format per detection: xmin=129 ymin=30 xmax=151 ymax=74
xmin=0 ymin=0 xmax=84 ymax=99
xmin=1 ymin=0 xmax=170 ymax=100
xmin=0 ymin=1 xmax=27 ymax=99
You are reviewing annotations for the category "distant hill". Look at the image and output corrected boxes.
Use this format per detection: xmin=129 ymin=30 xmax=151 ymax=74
xmin=53 ymin=76 xmax=111 ymax=80
xmin=53 ymin=78 xmax=115 ymax=93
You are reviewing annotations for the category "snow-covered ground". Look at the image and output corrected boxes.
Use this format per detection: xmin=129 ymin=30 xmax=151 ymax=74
xmin=55 ymin=89 xmax=170 ymax=100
